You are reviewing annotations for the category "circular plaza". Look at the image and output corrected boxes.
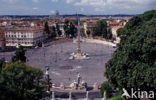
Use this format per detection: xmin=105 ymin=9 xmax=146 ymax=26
xmin=27 ymin=39 xmax=115 ymax=86
xmin=0 ymin=39 xmax=116 ymax=87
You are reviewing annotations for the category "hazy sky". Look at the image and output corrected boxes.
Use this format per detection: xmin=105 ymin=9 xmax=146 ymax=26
xmin=0 ymin=0 xmax=156 ymax=15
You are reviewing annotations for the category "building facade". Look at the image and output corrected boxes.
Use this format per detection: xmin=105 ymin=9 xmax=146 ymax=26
xmin=107 ymin=21 xmax=125 ymax=43
xmin=83 ymin=21 xmax=97 ymax=37
xmin=5 ymin=27 xmax=45 ymax=47
xmin=52 ymin=23 xmax=65 ymax=36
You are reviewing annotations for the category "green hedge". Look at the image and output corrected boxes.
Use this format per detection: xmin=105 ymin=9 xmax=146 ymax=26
xmin=100 ymin=81 xmax=114 ymax=98
xmin=109 ymin=95 xmax=126 ymax=100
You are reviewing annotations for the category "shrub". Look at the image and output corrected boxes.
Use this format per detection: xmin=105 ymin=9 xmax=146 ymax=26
xmin=100 ymin=81 xmax=114 ymax=98
xmin=109 ymin=95 xmax=126 ymax=100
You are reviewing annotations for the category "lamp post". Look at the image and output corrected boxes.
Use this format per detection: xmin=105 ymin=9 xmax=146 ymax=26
xmin=55 ymin=52 xmax=57 ymax=62
xmin=45 ymin=66 xmax=50 ymax=93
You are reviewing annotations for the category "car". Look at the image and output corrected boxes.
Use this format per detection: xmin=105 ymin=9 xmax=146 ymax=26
xmin=98 ymin=84 xmax=102 ymax=89
xmin=35 ymin=46 xmax=38 ymax=48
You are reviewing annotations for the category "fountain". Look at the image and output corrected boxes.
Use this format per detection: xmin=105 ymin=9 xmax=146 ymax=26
xmin=51 ymin=73 xmax=87 ymax=91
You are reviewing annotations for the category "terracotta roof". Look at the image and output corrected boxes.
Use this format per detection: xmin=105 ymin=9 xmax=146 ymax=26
xmin=107 ymin=21 xmax=120 ymax=25
xmin=5 ymin=27 xmax=43 ymax=31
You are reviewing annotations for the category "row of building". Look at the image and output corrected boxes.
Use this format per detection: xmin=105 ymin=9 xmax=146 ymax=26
xmin=0 ymin=17 xmax=131 ymax=49
xmin=83 ymin=20 xmax=126 ymax=43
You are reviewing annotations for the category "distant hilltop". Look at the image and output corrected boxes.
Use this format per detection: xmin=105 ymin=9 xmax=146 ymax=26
xmin=0 ymin=14 xmax=135 ymax=18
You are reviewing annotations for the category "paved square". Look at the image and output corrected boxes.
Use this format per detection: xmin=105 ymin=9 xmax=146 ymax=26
xmin=0 ymin=39 xmax=115 ymax=86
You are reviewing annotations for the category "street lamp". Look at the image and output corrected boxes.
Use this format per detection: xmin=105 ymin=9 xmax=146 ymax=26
xmin=45 ymin=66 xmax=50 ymax=93
xmin=55 ymin=52 xmax=57 ymax=62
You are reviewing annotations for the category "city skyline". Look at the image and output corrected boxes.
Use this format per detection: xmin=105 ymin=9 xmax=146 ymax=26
xmin=0 ymin=0 xmax=156 ymax=15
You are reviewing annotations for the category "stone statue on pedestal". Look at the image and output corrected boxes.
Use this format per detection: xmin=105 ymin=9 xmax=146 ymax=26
xmin=77 ymin=73 xmax=82 ymax=87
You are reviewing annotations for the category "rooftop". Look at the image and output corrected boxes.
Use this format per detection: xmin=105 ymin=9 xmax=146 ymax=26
xmin=5 ymin=27 xmax=43 ymax=31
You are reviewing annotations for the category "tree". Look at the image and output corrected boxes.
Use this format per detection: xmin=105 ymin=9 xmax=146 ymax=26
xmin=56 ymin=22 xmax=62 ymax=36
xmin=94 ymin=19 xmax=111 ymax=39
xmin=44 ymin=21 xmax=50 ymax=38
xmin=109 ymin=95 xmax=125 ymax=100
xmin=107 ymin=27 xmax=112 ymax=39
xmin=12 ymin=46 xmax=26 ymax=62
xmin=51 ymin=26 xmax=57 ymax=38
xmin=86 ymin=30 xmax=91 ymax=36
xmin=100 ymin=81 xmax=114 ymax=98
xmin=105 ymin=10 xmax=156 ymax=95
xmin=116 ymin=28 xmax=125 ymax=37
xmin=64 ymin=20 xmax=77 ymax=38
xmin=64 ymin=20 xmax=70 ymax=37
xmin=69 ymin=22 xmax=77 ymax=38
xmin=0 ymin=58 xmax=5 ymax=72
xmin=0 ymin=62 xmax=46 ymax=100
xmin=58 ymin=30 xmax=62 ymax=37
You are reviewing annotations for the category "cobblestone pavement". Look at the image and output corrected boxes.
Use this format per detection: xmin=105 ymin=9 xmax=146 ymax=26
xmin=0 ymin=39 xmax=116 ymax=87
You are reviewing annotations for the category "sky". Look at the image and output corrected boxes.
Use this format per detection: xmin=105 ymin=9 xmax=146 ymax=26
xmin=0 ymin=0 xmax=156 ymax=15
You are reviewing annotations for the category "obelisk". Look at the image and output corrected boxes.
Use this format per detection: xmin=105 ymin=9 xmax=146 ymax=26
xmin=77 ymin=15 xmax=81 ymax=55
xmin=69 ymin=15 xmax=89 ymax=60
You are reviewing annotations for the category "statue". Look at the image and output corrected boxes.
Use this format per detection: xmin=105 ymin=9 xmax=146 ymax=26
xmin=69 ymin=91 xmax=72 ymax=100
xmin=60 ymin=83 xmax=65 ymax=89
xmin=77 ymin=73 xmax=81 ymax=86
xmin=93 ymin=82 xmax=97 ymax=90
xmin=86 ymin=91 xmax=89 ymax=100
xmin=51 ymin=92 xmax=55 ymax=100
xmin=103 ymin=91 xmax=106 ymax=100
